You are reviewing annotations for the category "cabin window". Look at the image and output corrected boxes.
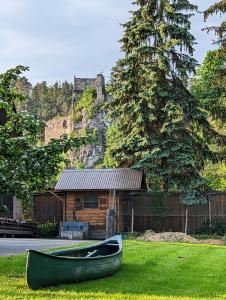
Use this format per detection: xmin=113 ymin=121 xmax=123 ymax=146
xmin=83 ymin=194 xmax=98 ymax=209
xmin=99 ymin=197 xmax=108 ymax=210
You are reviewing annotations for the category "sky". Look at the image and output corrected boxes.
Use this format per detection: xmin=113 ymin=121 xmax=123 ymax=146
xmin=0 ymin=0 xmax=223 ymax=85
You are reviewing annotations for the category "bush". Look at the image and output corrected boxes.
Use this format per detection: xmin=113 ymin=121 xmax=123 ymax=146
xmin=37 ymin=222 xmax=58 ymax=238
xmin=0 ymin=204 xmax=8 ymax=217
xmin=123 ymin=232 xmax=142 ymax=240
xmin=193 ymin=234 xmax=222 ymax=240
xmin=196 ymin=220 xmax=226 ymax=236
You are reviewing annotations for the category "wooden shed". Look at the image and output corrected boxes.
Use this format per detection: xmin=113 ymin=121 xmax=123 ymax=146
xmin=54 ymin=168 xmax=145 ymax=239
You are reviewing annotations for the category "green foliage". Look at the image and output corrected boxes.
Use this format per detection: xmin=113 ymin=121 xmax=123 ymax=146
xmin=190 ymin=50 xmax=226 ymax=122
xmin=150 ymin=192 xmax=167 ymax=216
xmin=73 ymin=88 xmax=97 ymax=122
xmin=191 ymin=50 xmax=226 ymax=191
xmin=73 ymin=160 xmax=85 ymax=169
xmin=202 ymin=162 xmax=226 ymax=191
xmin=21 ymin=199 xmax=33 ymax=220
xmin=37 ymin=221 xmax=58 ymax=237
xmin=104 ymin=123 xmax=123 ymax=167
xmin=0 ymin=204 xmax=8 ymax=217
xmin=203 ymin=0 xmax=226 ymax=47
xmin=0 ymin=66 xmax=92 ymax=205
xmin=124 ymin=232 xmax=142 ymax=239
xmin=193 ymin=233 xmax=222 ymax=240
xmin=105 ymin=0 xmax=222 ymax=205
xmin=14 ymin=78 xmax=73 ymax=121
xmin=196 ymin=220 xmax=226 ymax=236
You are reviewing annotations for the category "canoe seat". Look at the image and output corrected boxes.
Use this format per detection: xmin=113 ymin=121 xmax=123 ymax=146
xmin=86 ymin=250 xmax=98 ymax=257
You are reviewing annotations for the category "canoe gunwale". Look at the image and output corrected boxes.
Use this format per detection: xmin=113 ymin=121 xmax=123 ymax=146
xmin=26 ymin=235 xmax=122 ymax=261
xmin=26 ymin=248 xmax=122 ymax=261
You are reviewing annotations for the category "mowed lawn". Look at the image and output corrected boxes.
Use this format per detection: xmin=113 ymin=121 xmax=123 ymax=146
xmin=0 ymin=241 xmax=226 ymax=300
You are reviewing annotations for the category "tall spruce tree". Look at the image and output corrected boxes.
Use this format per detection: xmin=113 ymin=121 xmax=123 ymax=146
xmin=105 ymin=0 xmax=222 ymax=206
xmin=203 ymin=0 xmax=226 ymax=47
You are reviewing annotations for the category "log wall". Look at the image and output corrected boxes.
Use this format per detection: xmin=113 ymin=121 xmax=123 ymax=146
xmin=65 ymin=191 xmax=113 ymax=230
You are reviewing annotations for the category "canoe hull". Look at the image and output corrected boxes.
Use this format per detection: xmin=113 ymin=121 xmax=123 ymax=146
xmin=26 ymin=236 xmax=122 ymax=289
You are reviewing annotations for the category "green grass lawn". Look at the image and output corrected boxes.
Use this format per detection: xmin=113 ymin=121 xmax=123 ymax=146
xmin=0 ymin=241 xmax=226 ymax=300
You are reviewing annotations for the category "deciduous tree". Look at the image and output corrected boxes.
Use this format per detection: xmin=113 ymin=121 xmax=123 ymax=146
xmin=0 ymin=66 xmax=91 ymax=208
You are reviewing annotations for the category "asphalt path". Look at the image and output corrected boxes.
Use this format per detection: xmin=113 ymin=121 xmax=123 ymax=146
xmin=0 ymin=238 xmax=90 ymax=256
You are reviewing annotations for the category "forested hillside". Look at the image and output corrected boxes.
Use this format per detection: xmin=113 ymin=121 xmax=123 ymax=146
xmin=14 ymin=77 xmax=73 ymax=121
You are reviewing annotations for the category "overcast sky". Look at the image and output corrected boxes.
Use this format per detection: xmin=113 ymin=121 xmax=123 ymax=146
xmin=0 ymin=0 xmax=222 ymax=85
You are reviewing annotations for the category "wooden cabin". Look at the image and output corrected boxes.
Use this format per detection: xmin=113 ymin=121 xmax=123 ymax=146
xmin=54 ymin=168 xmax=144 ymax=239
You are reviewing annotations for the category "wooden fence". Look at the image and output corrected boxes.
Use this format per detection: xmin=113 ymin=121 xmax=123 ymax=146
xmin=32 ymin=192 xmax=64 ymax=223
xmin=32 ymin=191 xmax=226 ymax=234
xmin=122 ymin=192 xmax=226 ymax=234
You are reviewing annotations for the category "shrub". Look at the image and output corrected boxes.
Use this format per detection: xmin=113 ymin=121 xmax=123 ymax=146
xmin=196 ymin=220 xmax=226 ymax=236
xmin=37 ymin=222 xmax=58 ymax=237
xmin=194 ymin=234 xmax=221 ymax=240
xmin=0 ymin=204 xmax=8 ymax=217
xmin=123 ymin=232 xmax=142 ymax=240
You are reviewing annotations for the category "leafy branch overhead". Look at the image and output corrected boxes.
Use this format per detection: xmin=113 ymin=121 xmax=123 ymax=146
xmin=0 ymin=66 xmax=93 ymax=202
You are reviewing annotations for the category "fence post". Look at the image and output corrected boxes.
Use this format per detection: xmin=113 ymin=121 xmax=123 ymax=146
xmin=208 ymin=195 xmax=212 ymax=228
xmin=131 ymin=208 xmax=134 ymax=234
xmin=184 ymin=207 xmax=188 ymax=235
xmin=106 ymin=209 xmax=110 ymax=238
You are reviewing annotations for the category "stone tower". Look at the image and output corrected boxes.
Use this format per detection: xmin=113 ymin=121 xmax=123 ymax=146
xmin=72 ymin=74 xmax=106 ymax=102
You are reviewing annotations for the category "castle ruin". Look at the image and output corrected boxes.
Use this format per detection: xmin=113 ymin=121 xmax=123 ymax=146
xmin=44 ymin=74 xmax=108 ymax=168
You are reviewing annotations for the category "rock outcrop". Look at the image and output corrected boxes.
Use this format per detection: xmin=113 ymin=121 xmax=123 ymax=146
xmin=44 ymin=74 xmax=108 ymax=168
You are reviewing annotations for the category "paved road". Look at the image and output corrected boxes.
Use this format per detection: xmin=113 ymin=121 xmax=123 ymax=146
xmin=0 ymin=238 xmax=90 ymax=256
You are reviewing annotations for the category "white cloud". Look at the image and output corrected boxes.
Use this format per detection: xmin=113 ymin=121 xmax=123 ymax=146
xmin=0 ymin=0 xmax=223 ymax=84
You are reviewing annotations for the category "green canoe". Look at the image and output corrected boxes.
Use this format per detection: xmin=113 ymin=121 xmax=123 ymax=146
xmin=26 ymin=235 xmax=122 ymax=289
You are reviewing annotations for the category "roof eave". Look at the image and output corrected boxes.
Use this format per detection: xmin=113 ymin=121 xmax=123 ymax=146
xmin=54 ymin=188 xmax=142 ymax=192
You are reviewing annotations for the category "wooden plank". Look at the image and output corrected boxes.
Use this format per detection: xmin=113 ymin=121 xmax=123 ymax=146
xmin=0 ymin=229 xmax=34 ymax=235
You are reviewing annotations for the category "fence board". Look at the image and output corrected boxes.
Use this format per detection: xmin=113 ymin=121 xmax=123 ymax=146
xmin=32 ymin=193 xmax=63 ymax=223
xmin=122 ymin=192 xmax=226 ymax=234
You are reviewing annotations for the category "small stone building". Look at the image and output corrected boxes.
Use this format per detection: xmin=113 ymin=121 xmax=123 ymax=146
xmin=54 ymin=168 xmax=144 ymax=239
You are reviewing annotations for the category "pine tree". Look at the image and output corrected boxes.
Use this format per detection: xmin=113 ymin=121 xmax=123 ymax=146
xmin=105 ymin=0 xmax=223 ymax=206
xmin=203 ymin=0 xmax=226 ymax=47
xmin=202 ymin=1 xmax=226 ymax=126
xmin=14 ymin=76 xmax=32 ymax=112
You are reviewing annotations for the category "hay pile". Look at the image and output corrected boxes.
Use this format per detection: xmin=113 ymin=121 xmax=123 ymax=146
xmin=138 ymin=230 xmax=198 ymax=243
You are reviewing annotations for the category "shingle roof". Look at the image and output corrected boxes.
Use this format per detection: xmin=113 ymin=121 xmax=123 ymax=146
xmin=55 ymin=168 xmax=143 ymax=191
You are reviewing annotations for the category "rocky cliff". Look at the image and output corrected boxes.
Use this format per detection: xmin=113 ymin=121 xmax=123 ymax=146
xmin=44 ymin=74 xmax=108 ymax=168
